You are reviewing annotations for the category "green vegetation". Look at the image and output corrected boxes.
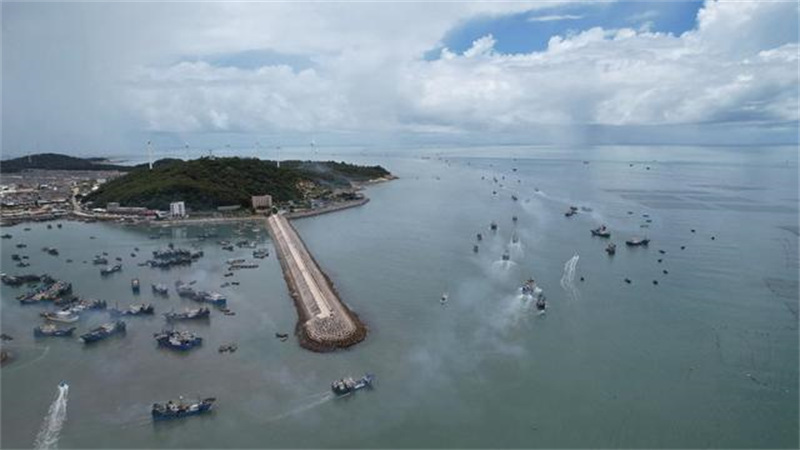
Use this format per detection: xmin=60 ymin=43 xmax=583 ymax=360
xmin=0 ymin=153 xmax=130 ymax=173
xmin=83 ymin=157 xmax=390 ymax=211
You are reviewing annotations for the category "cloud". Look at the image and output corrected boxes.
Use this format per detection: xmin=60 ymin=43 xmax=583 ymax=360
xmin=2 ymin=0 xmax=798 ymax=153
xmin=527 ymin=14 xmax=584 ymax=22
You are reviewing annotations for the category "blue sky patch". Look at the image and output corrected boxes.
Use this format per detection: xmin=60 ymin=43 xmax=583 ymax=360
xmin=426 ymin=1 xmax=703 ymax=59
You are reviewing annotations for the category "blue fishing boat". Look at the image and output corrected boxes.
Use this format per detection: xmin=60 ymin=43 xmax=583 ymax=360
xmin=80 ymin=321 xmax=126 ymax=343
xmin=152 ymin=397 xmax=215 ymax=420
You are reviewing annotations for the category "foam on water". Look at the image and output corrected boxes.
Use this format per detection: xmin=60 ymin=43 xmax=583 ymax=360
xmin=33 ymin=382 xmax=68 ymax=450
xmin=560 ymin=254 xmax=580 ymax=300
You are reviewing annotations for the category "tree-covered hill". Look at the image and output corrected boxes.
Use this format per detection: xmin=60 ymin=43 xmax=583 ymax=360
xmin=0 ymin=153 xmax=130 ymax=173
xmin=82 ymin=157 xmax=390 ymax=211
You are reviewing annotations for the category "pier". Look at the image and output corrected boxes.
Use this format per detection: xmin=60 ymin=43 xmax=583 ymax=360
xmin=266 ymin=214 xmax=366 ymax=351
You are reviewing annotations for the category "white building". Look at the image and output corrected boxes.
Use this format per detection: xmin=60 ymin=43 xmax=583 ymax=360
xmin=169 ymin=201 xmax=186 ymax=218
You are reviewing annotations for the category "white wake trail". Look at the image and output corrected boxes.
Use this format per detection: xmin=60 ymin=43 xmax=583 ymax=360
xmin=34 ymin=382 xmax=69 ymax=450
xmin=560 ymin=254 xmax=580 ymax=300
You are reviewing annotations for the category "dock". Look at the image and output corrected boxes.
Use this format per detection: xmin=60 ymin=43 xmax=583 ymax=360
xmin=266 ymin=214 xmax=366 ymax=351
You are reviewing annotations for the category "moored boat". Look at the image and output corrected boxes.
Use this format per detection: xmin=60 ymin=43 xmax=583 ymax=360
xmin=34 ymin=324 xmax=76 ymax=337
xmin=80 ymin=321 xmax=126 ymax=343
xmin=152 ymin=283 xmax=170 ymax=296
xmin=154 ymin=329 xmax=203 ymax=351
xmin=41 ymin=311 xmax=79 ymax=323
xmin=110 ymin=303 xmax=155 ymax=317
xmin=164 ymin=307 xmax=210 ymax=322
xmin=152 ymin=397 xmax=215 ymax=420
xmin=331 ymin=374 xmax=375 ymax=396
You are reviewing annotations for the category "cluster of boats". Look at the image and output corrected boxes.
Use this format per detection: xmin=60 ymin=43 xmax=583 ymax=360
xmin=147 ymin=247 xmax=204 ymax=269
xmin=17 ymin=278 xmax=71 ymax=304
xmin=520 ymin=279 xmax=547 ymax=311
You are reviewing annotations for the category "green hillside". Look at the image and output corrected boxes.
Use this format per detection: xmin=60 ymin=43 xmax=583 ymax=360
xmin=83 ymin=157 xmax=389 ymax=211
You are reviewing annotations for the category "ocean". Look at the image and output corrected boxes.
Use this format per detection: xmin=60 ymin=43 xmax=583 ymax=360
xmin=1 ymin=145 xmax=797 ymax=448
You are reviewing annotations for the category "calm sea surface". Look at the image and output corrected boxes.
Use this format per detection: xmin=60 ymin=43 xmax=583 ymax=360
xmin=1 ymin=145 xmax=798 ymax=448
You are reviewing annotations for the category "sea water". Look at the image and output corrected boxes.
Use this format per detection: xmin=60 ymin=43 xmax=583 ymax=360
xmin=1 ymin=145 xmax=797 ymax=448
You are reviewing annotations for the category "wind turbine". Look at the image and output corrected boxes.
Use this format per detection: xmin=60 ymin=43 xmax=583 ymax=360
xmin=147 ymin=141 xmax=153 ymax=170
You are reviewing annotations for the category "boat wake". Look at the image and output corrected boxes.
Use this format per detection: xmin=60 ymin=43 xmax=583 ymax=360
xmin=7 ymin=345 xmax=51 ymax=372
xmin=560 ymin=254 xmax=580 ymax=300
xmin=264 ymin=391 xmax=334 ymax=423
xmin=491 ymin=260 xmax=517 ymax=272
xmin=33 ymin=382 xmax=68 ymax=450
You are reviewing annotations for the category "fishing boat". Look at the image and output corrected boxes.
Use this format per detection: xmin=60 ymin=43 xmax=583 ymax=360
xmin=490 ymin=222 xmax=498 ymax=231
xmin=80 ymin=321 xmax=126 ymax=343
xmin=331 ymin=374 xmax=375 ymax=396
xmin=164 ymin=307 xmax=210 ymax=322
xmin=1 ymin=233 xmax=11 ymax=239
xmin=196 ymin=291 xmax=227 ymax=307
xmin=151 ymin=397 xmax=215 ymax=420
xmin=536 ymin=295 xmax=547 ymax=312
xmin=60 ymin=298 xmax=107 ymax=312
xmin=521 ymin=279 xmax=539 ymax=296
xmin=501 ymin=252 xmax=510 ymax=261
xmin=130 ymin=278 xmax=140 ymax=294
xmin=152 ymin=284 xmax=170 ymax=296
xmin=591 ymin=225 xmax=611 ymax=238
xmin=605 ymin=243 xmax=617 ymax=255
xmin=565 ymin=206 xmax=578 ymax=217
xmin=476 ymin=233 xmax=483 ymax=241
xmin=154 ymin=330 xmax=203 ymax=351
xmin=40 ymin=311 xmax=79 ymax=323
xmin=100 ymin=264 xmax=122 ymax=276
xmin=34 ymin=324 xmax=76 ymax=337
xmin=110 ymin=303 xmax=155 ymax=317
xmin=218 ymin=343 xmax=238 ymax=353
xmin=625 ymin=237 xmax=650 ymax=247
xmin=252 ymin=249 xmax=269 ymax=259
xmin=473 ymin=245 xmax=479 ymax=253
xmin=175 ymin=281 xmax=196 ymax=297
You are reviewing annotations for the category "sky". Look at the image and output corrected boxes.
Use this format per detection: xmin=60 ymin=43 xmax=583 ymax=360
xmin=1 ymin=0 xmax=799 ymax=157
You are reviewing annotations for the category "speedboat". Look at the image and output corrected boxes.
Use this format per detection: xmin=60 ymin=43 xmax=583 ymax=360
xmin=131 ymin=278 xmax=140 ymax=293
xmin=536 ymin=295 xmax=546 ymax=312
xmin=440 ymin=292 xmax=448 ymax=304
xmin=591 ymin=225 xmax=611 ymax=238
xmin=521 ymin=279 xmax=538 ymax=296
xmin=92 ymin=256 xmax=108 ymax=265
xmin=152 ymin=397 xmax=215 ymax=420
xmin=80 ymin=321 xmax=126 ymax=343
xmin=34 ymin=324 xmax=76 ymax=337
xmin=564 ymin=207 xmax=578 ymax=217
xmin=625 ymin=237 xmax=650 ymax=247
xmin=331 ymin=374 xmax=374 ymax=396
xmin=605 ymin=243 xmax=617 ymax=255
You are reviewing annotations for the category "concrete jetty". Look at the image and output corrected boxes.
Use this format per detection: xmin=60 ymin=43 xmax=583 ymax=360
xmin=266 ymin=214 xmax=366 ymax=351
